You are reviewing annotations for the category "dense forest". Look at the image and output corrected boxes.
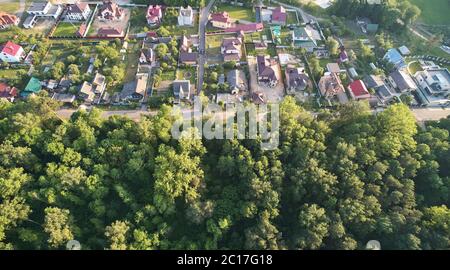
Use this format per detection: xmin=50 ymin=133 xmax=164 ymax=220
xmin=0 ymin=95 xmax=449 ymax=250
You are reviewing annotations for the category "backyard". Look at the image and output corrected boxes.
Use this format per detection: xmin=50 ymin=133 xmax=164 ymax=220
xmin=215 ymin=4 xmax=255 ymax=22
xmin=176 ymin=67 xmax=197 ymax=84
xmin=52 ymin=22 xmax=81 ymax=37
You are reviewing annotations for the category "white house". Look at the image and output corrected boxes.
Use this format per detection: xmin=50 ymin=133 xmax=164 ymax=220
xmin=0 ymin=41 xmax=25 ymax=63
xmin=66 ymin=2 xmax=91 ymax=21
xmin=178 ymin=6 xmax=193 ymax=26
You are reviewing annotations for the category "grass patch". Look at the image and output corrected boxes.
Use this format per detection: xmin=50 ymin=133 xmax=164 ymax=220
xmin=53 ymin=22 xmax=81 ymax=37
xmin=176 ymin=67 xmax=197 ymax=84
xmin=161 ymin=70 xmax=176 ymax=81
xmin=216 ymin=4 xmax=255 ymax=22
xmin=0 ymin=68 xmax=26 ymax=81
xmin=0 ymin=2 xmax=20 ymax=13
xmin=409 ymin=0 xmax=450 ymax=25
xmin=286 ymin=11 xmax=299 ymax=25
xmin=206 ymin=34 xmax=225 ymax=55
xmin=408 ymin=61 xmax=424 ymax=75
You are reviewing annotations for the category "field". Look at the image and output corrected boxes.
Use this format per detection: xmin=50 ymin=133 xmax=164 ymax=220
xmin=53 ymin=22 xmax=81 ymax=37
xmin=409 ymin=0 xmax=450 ymax=25
xmin=0 ymin=68 xmax=26 ymax=81
xmin=0 ymin=2 xmax=20 ymax=13
xmin=217 ymin=5 xmax=255 ymax=22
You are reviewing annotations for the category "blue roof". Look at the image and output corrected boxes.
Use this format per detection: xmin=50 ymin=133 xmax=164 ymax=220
xmin=384 ymin=48 xmax=405 ymax=67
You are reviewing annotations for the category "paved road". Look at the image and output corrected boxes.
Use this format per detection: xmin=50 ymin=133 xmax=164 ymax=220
xmin=197 ymin=0 xmax=216 ymax=94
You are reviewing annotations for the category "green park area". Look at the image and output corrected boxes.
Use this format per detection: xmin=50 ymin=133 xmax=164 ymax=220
xmin=409 ymin=0 xmax=450 ymax=25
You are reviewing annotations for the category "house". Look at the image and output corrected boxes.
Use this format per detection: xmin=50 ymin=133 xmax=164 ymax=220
xmin=348 ymin=67 xmax=359 ymax=78
xmin=318 ymin=72 xmax=347 ymax=104
xmin=398 ymin=45 xmax=411 ymax=56
xmin=79 ymin=73 xmax=106 ymax=104
xmin=0 ymin=82 xmax=18 ymax=102
xmin=180 ymin=35 xmax=198 ymax=52
xmin=415 ymin=68 xmax=450 ymax=106
xmin=366 ymin=23 xmax=379 ymax=33
xmin=0 ymin=12 xmax=19 ymax=29
xmin=348 ymin=80 xmax=371 ymax=100
xmin=178 ymin=6 xmax=194 ymax=26
xmin=256 ymin=55 xmax=279 ymax=87
xmin=221 ymin=32 xmax=243 ymax=62
xmin=383 ymin=48 xmax=406 ymax=69
xmin=225 ymin=23 xmax=264 ymax=33
xmin=255 ymin=42 xmax=267 ymax=51
xmin=98 ymin=0 xmax=124 ymax=20
xmin=285 ymin=66 xmax=311 ymax=93
xmin=146 ymin=5 xmax=162 ymax=26
xmin=173 ymin=80 xmax=191 ymax=102
xmin=97 ymin=27 xmax=124 ymax=37
xmin=271 ymin=6 xmax=287 ymax=25
xmin=139 ymin=48 xmax=154 ymax=64
xmin=59 ymin=77 xmax=72 ymax=91
xmin=326 ymin=63 xmax=341 ymax=74
xmin=179 ymin=52 xmax=198 ymax=65
xmin=45 ymin=79 xmax=58 ymax=90
xmin=120 ymin=73 xmax=148 ymax=102
xmin=389 ymin=69 xmax=417 ymax=92
xmin=339 ymin=46 xmax=349 ymax=63
xmin=66 ymin=2 xmax=91 ymax=21
xmin=52 ymin=93 xmax=76 ymax=104
xmin=21 ymin=77 xmax=42 ymax=97
xmin=227 ymin=69 xmax=247 ymax=94
xmin=0 ymin=41 xmax=25 ymax=63
xmin=209 ymin=12 xmax=233 ymax=29
xmin=292 ymin=27 xmax=316 ymax=52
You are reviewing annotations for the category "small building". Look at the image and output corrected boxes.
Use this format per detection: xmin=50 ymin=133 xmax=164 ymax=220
xmin=339 ymin=47 xmax=349 ymax=63
xmin=383 ymin=48 xmax=406 ymax=69
xmin=348 ymin=67 xmax=359 ymax=78
xmin=398 ymin=45 xmax=411 ymax=56
xmin=98 ymin=0 xmax=124 ymax=20
xmin=209 ymin=12 xmax=233 ymax=29
xmin=227 ymin=69 xmax=247 ymax=94
xmin=285 ymin=66 xmax=311 ymax=93
xmin=139 ymin=48 xmax=154 ymax=64
xmin=146 ymin=5 xmax=162 ymax=26
xmin=256 ymin=55 xmax=279 ymax=87
xmin=318 ymin=72 xmax=348 ymax=104
xmin=120 ymin=73 xmax=148 ymax=102
xmin=178 ymin=6 xmax=194 ymax=26
xmin=66 ymin=2 xmax=91 ymax=21
xmin=0 ymin=12 xmax=20 ymax=29
xmin=0 ymin=41 xmax=25 ymax=63
xmin=292 ymin=27 xmax=316 ymax=52
xmin=0 ymin=82 xmax=18 ymax=102
xmin=366 ymin=23 xmax=379 ymax=33
xmin=172 ymin=80 xmax=191 ymax=102
xmin=52 ymin=93 xmax=76 ymax=104
xmin=22 ymin=77 xmax=42 ymax=97
xmin=348 ymin=80 xmax=371 ymax=100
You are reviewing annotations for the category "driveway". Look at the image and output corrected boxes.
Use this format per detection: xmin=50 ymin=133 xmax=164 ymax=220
xmin=197 ymin=0 xmax=216 ymax=94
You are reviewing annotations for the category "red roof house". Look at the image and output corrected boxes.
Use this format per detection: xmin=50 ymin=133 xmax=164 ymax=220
xmin=146 ymin=5 xmax=162 ymax=26
xmin=225 ymin=23 xmax=264 ymax=33
xmin=0 ymin=82 xmax=18 ymax=102
xmin=209 ymin=12 xmax=233 ymax=29
xmin=97 ymin=27 xmax=124 ymax=37
xmin=348 ymin=80 xmax=371 ymax=100
xmin=271 ymin=7 xmax=287 ymax=25
xmin=0 ymin=41 xmax=25 ymax=63
xmin=0 ymin=12 xmax=19 ymax=29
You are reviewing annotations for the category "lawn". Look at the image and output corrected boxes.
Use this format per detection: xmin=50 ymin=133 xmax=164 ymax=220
xmin=216 ymin=4 xmax=255 ymax=22
xmin=0 ymin=2 xmax=20 ymax=13
xmin=409 ymin=0 xmax=450 ymax=25
xmin=206 ymin=34 xmax=225 ymax=55
xmin=124 ymin=42 xmax=141 ymax=82
xmin=286 ymin=11 xmax=299 ymax=25
xmin=0 ymin=68 xmax=26 ymax=81
xmin=176 ymin=67 xmax=197 ymax=84
xmin=161 ymin=70 xmax=176 ymax=81
xmin=52 ymin=22 xmax=81 ymax=37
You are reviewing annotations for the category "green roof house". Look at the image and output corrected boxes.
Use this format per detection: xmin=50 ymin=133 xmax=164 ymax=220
xmin=292 ymin=27 xmax=317 ymax=52
xmin=366 ymin=24 xmax=379 ymax=33
xmin=21 ymin=77 xmax=42 ymax=97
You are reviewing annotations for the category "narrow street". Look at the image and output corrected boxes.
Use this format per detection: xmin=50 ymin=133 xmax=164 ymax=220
xmin=197 ymin=0 xmax=216 ymax=94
